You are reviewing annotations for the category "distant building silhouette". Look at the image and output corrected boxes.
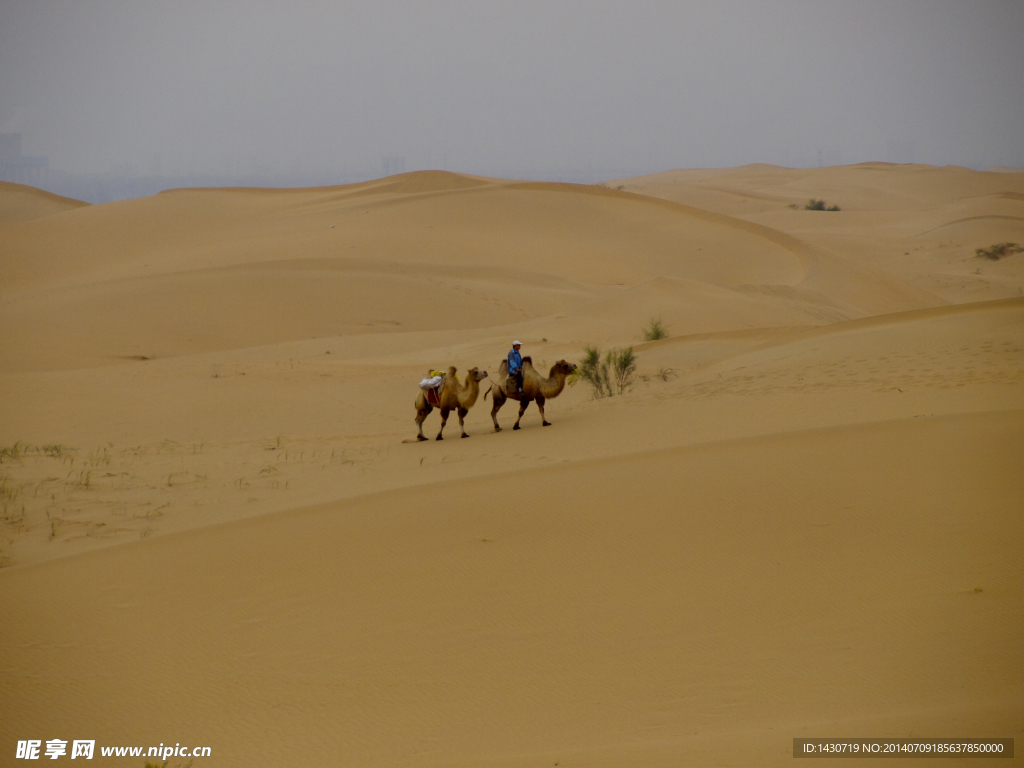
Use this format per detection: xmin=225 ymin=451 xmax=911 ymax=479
xmin=0 ymin=133 xmax=48 ymax=185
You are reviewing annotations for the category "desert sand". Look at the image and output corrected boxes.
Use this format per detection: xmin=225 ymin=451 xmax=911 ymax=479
xmin=1 ymin=166 xmax=1022 ymax=766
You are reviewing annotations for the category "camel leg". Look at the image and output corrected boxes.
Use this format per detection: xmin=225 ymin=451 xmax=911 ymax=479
xmin=490 ymin=389 xmax=506 ymax=432
xmin=458 ymin=407 xmax=470 ymax=438
xmin=513 ymin=399 xmax=530 ymax=430
xmin=536 ymin=395 xmax=551 ymax=426
xmin=436 ymin=407 xmax=450 ymax=440
xmin=415 ymin=403 xmax=432 ymax=441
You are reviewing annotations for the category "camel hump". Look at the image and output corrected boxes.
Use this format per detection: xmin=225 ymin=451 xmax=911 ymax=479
xmin=498 ymin=359 xmax=508 ymax=376
xmin=447 ymin=365 xmax=457 ymax=376
xmin=522 ymin=356 xmax=533 ymax=365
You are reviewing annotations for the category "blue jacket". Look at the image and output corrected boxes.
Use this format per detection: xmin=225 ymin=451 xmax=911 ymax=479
xmin=508 ymin=348 xmax=522 ymax=374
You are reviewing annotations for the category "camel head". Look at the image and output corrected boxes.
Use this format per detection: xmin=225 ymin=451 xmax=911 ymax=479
xmin=551 ymin=359 xmax=577 ymax=377
xmin=467 ymin=367 xmax=489 ymax=382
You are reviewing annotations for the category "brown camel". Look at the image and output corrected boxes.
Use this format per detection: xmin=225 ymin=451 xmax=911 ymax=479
xmin=414 ymin=366 xmax=489 ymax=441
xmin=486 ymin=356 xmax=577 ymax=431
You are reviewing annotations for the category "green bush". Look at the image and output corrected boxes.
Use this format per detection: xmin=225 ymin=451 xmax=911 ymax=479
xmin=642 ymin=317 xmax=669 ymax=341
xmin=610 ymin=347 xmax=637 ymax=394
xmin=576 ymin=346 xmax=637 ymax=398
xmin=577 ymin=346 xmax=611 ymax=398
xmin=805 ymin=199 xmax=840 ymax=211
xmin=975 ymin=242 xmax=1022 ymax=261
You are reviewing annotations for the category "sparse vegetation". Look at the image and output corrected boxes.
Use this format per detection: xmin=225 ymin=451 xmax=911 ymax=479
xmin=0 ymin=476 xmax=21 ymax=503
xmin=805 ymin=198 xmax=840 ymax=211
xmin=1 ymin=443 xmax=74 ymax=464
xmin=975 ymin=242 xmax=1023 ymax=260
xmin=577 ymin=346 xmax=612 ymax=398
xmin=641 ymin=317 xmax=669 ymax=341
xmin=0 ymin=443 xmax=24 ymax=464
xmin=610 ymin=347 xmax=637 ymax=394
xmin=0 ymin=435 xmax=390 ymax=569
xmin=575 ymin=345 xmax=637 ymax=398
xmin=655 ymin=367 xmax=678 ymax=381
xmin=71 ymin=469 xmax=92 ymax=489
xmin=1 ymin=476 xmax=24 ymax=518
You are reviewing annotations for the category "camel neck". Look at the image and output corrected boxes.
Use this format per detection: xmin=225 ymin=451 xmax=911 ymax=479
xmin=539 ymin=370 xmax=567 ymax=398
xmin=458 ymin=375 xmax=481 ymax=406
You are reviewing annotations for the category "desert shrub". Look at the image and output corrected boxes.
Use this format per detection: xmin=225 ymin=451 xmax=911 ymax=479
xmin=576 ymin=346 xmax=637 ymax=398
xmin=655 ymin=367 xmax=678 ymax=381
xmin=610 ymin=347 xmax=637 ymax=394
xmin=577 ymin=346 xmax=612 ymax=398
xmin=805 ymin=199 xmax=840 ymax=211
xmin=642 ymin=317 xmax=669 ymax=341
xmin=975 ymin=242 xmax=1023 ymax=260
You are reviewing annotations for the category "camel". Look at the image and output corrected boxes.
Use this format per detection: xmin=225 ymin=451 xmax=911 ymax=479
xmin=485 ymin=356 xmax=577 ymax=431
xmin=414 ymin=366 xmax=489 ymax=441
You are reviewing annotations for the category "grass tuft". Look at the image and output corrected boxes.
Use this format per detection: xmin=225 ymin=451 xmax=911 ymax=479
xmin=0 ymin=477 xmax=21 ymax=505
xmin=641 ymin=317 xmax=669 ymax=341
xmin=0 ymin=442 xmax=25 ymax=464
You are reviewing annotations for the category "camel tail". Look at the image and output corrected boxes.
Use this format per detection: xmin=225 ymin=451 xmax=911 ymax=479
xmin=484 ymin=387 xmax=490 ymax=400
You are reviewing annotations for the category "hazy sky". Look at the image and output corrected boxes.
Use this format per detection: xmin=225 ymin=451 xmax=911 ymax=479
xmin=2 ymin=0 xmax=1022 ymax=178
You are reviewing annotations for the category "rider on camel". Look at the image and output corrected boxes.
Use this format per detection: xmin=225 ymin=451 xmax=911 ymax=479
xmin=507 ymin=340 xmax=524 ymax=395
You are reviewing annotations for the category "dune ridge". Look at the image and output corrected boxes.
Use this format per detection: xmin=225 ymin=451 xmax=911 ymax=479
xmin=0 ymin=180 xmax=88 ymax=227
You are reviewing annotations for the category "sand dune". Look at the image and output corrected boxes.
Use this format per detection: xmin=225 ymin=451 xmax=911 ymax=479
xmin=611 ymin=164 xmax=1024 ymax=305
xmin=1 ymin=167 xmax=1021 ymax=766
xmin=1 ymin=171 xmax=942 ymax=372
xmin=2 ymin=412 xmax=1020 ymax=766
xmin=0 ymin=181 xmax=88 ymax=227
